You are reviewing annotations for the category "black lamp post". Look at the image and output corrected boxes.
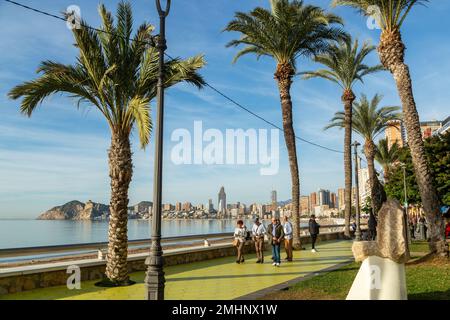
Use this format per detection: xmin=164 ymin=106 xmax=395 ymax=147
xmin=352 ymin=141 xmax=362 ymax=241
xmin=145 ymin=0 xmax=171 ymax=301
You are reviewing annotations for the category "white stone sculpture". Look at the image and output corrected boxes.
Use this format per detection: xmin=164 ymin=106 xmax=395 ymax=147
xmin=346 ymin=199 xmax=410 ymax=300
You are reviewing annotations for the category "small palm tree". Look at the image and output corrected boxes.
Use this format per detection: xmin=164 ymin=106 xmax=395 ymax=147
xmin=375 ymin=138 xmax=400 ymax=183
xmin=224 ymin=0 xmax=347 ymax=249
xmin=333 ymin=0 xmax=446 ymax=253
xmin=302 ymin=37 xmax=383 ymax=237
xmin=326 ymin=94 xmax=401 ymax=215
xmin=8 ymin=2 xmax=205 ymax=285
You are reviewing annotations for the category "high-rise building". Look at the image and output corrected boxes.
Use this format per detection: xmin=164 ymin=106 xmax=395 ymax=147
xmin=271 ymin=190 xmax=277 ymax=205
xmin=338 ymin=188 xmax=346 ymax=211
xmin=318 ymin=189 xmax=331 ymax=207
xmin=175 ymin=202 xmax=182 ymax=211
xmin=330 ymin=192 xmax=337 ymax=209
xmin=358 ymin=167 xmax=370 ymax=206
xmin=421 ymin=120 xmax=443 ymax=139
xmin=386 ymin=120 xmax=407 ymax=149
xmin=309 ymin=192 xmax=317 ymax=212
xmin=163 ymin=203 xmax=174 ymax=211
xmin=182 ymin=202 xmax=192 ymax=211
xmin=300 ymin=196 xmax=310 ymax=214
xmin=270 ymin=190 xmax=277 ymax=211
xmin=218 ymin=186 xmax=227 ymax=216
xmin=207 ymin=199 xmax=214 ymax=213
xmin=351 ymin=158 xmax=370 ymax=208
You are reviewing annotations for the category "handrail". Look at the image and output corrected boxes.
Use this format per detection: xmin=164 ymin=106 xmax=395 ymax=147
xmin=0 ymin=224 xmax=364 ymax=259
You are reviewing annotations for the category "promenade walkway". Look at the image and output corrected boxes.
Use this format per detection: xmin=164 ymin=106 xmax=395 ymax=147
xmin=1 ymin=240 xmax=353 ymax=300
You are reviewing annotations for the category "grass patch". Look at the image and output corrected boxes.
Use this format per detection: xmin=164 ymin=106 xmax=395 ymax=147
xmin=262 ymin=254 xmax=449 ymax=300
xmin=409 ymin=241 xmax=430 ymax=254
xmin=261 ymin=262 xmax=360 ymax=300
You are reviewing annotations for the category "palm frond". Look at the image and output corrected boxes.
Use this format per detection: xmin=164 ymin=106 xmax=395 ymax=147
xmin=332 ymin=0 xmax=428 ymax=31
xmin=302 ymin=36 xmax=382 ymax=90
xmin=9 ymin=2 xmax=206 ymax=149
xmin=224 ymin=0 xmax=348 ymax=70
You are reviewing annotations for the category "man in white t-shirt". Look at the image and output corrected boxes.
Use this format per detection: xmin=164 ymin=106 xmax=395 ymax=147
xmin=283 ymin=216 xmax=293 ymax=262
xmin=252 ymin=217 xmax=266 ymax=263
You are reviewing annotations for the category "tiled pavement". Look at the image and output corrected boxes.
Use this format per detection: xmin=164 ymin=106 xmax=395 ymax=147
xmin=1 ymin=240 xmax=353 ymax=300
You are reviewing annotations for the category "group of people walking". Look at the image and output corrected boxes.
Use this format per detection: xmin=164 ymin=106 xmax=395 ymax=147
xmin=408 ymin=215 xmax=429 ymax=240
xmin=233 ymin=215 xmax=320 ymax=267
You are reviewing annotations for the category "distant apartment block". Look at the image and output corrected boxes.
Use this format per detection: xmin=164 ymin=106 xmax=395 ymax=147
xmin=309 ymin=192 xmax=317 ymax=213
xmin=386 ymin=120 xmax=407 ymax=149
xmin=338 ymin=188 xmax=345 ymax=211
xmin=318 ymin=189 xmax=331 ymax=207
xmin=300 ymin=195 xmax=310 ymax=214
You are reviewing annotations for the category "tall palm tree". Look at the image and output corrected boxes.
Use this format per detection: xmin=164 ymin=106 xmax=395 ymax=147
xmin=8 ymin=2 xmax=205 ymax=285
xmin=375 ymin=138 xmax=400 ymax=183
xmin=301 ymin=37 xmax=383 ymax=237
xmin=224 ymin=0 xmax=347 ymax=249
xmin=332 ymin=0 xmax=446 ymax=253
xmin=326 ymin=94 xmax=401 ymax=215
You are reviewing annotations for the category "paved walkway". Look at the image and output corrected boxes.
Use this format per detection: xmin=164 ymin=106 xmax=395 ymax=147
xmin=1 ymin=240 xmax=353 ymax=300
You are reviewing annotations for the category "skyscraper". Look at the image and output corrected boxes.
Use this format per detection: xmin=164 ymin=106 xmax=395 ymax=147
xmin=330 ymin=192 xmax=337 ymax=209
xmin=271 ymin=190 xmax=277 ymax=209
xmin=318 ymin=189 xmax=331 ymax=207
xmin=310 ymin=192 xmax=317 ymax=212
xmin=385 ymin=120 xmax=406 ymax=149
xmin=338 ymin=188 xmax=345 ymax=211
xmin=218 ymin=186 xmax=227 ymax=216
xmin=300 ymin=196 xmax=310 ymax=214
xmin=207 ymin=199 xmax=213 ymax=213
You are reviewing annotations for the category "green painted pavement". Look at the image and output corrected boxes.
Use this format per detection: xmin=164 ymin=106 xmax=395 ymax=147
xmin=1 ymin=240 xmax=353 ymax=300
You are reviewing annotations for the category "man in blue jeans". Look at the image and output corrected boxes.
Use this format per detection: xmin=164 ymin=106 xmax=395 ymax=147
xmin=267 ymin=217 xmax=285 ymax=267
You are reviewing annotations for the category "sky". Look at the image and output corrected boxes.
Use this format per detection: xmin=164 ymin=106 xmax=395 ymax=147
xmin=0 ymin=0 xmax=449 ymax=219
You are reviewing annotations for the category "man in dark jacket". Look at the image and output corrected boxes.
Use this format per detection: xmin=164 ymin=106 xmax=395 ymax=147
xmin=368 ymin=212 xmax=377 ymax=241
xmin=309 ymin=215 xmax=320 ymax=253
xmin=267 ymin=217 xmax=284 ymax=266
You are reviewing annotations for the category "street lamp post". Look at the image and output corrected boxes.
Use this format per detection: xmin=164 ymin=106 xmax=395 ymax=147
xmin=145 ymin=0 xmax=171 ymax=301
xmin=352 ymin=141 xmax=362 ymax=241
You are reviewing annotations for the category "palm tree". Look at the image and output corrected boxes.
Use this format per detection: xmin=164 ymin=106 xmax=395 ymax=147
xmin=8 ymin=2 xmax=205 ymax=285
xmin=301 ymin=37 xmax=383 ymax=238
xmin=375 ymin=138 xmax=400 ymax=183
xmin=326 ymin=94 xmax=401 ymax=215
xmin=224 ymin=0 xmax=347 ymax=249
xmin=332 ymin=0 xmax=446 ymax=253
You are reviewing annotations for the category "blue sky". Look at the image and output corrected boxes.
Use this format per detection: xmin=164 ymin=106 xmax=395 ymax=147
xmin=0 ymin=0 xmax=449 ymax=219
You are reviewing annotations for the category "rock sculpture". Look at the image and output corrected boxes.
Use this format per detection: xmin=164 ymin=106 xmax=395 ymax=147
xmin=347 ymin=199 xmax=410 ymax=300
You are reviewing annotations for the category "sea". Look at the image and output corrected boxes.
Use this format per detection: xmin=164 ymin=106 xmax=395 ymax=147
xmin=0 ymin=219 xmax=312 ymax=250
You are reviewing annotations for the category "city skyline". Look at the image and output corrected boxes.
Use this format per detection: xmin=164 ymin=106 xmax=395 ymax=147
xmin=1 ymin=0 xmax=450 ymax=218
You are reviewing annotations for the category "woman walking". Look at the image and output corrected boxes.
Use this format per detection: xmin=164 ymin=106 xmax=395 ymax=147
xmin=233 ymin=220 xmax=247 ymax=264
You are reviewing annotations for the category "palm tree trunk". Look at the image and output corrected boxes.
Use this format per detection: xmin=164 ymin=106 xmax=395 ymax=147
xmin=105 ymin=131 xmax=133 ymax=284
xmin=365 ymin=140 xmax=386 ymax=215
xmin=378 ymin=30 xmax=446 ymax=254
xmin=275 ymin=63 xmax=301 ymax=249
xmin=342 ymin=90 xmax=355 ymax=238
